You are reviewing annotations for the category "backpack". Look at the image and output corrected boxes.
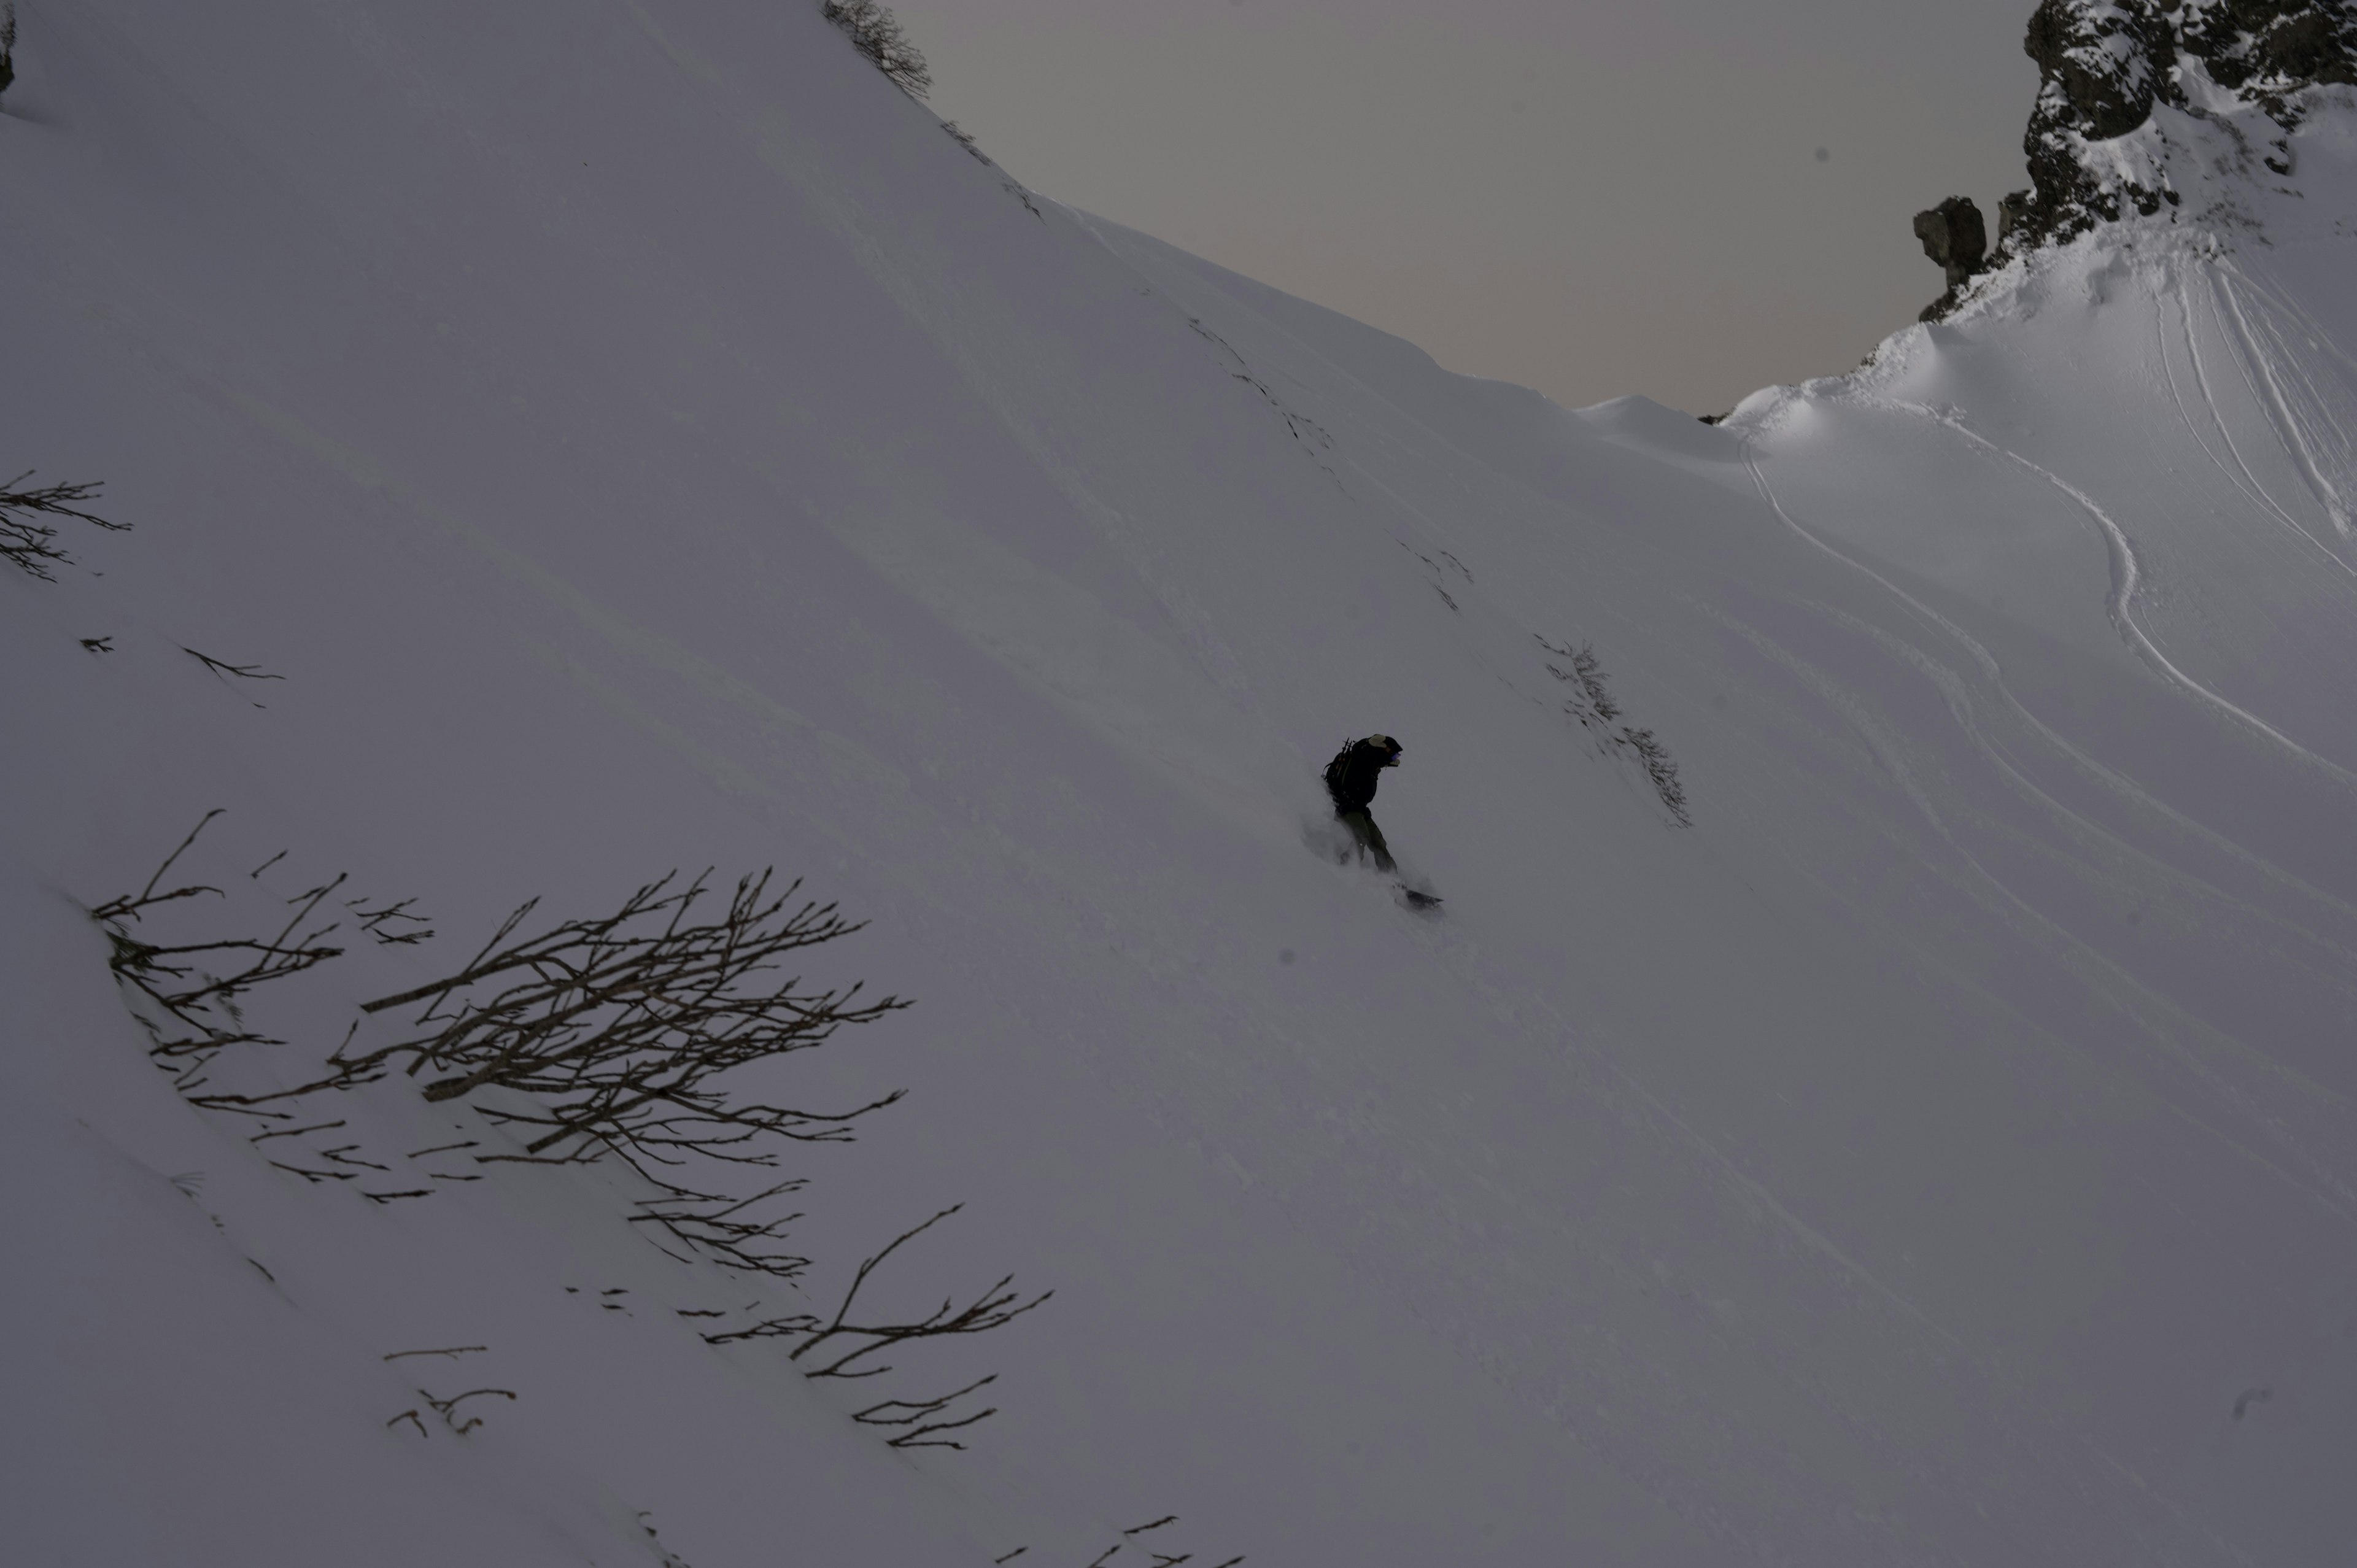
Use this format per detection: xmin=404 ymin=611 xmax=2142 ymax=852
xmin=1322 ymin=739 xmax=1355 ymax=801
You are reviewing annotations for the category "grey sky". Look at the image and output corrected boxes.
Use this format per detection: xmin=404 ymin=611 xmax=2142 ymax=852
xmin=886 ymin=0 xmax=2042 ymax=414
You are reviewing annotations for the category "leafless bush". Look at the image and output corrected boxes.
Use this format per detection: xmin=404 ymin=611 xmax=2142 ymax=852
xmin=2 ymin=470 xmax=126 ymax=579
xmin=1 ymin=5 xmax=17 ymax=105
xmin=1622 ymin=727 xmax=1688 ymax=824
xmin=93 ymin=832 xmax=1049 ymax=1455
xmin=1537 ymin=635 xmax=1690 ymax=826
xmin=1543 ymin=639 xmax=1620 ymax=727
xmin=323 ymin=870 xmax=909 ymax=1173
xmin=822 ymin=0 xmax=930 ymax=98
xmin=942 ymin=120 xmax=990 ymax=163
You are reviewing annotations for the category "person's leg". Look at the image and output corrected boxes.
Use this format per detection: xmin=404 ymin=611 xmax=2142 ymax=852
xmin=1338 ymin=809 xmax=1397 ymax=874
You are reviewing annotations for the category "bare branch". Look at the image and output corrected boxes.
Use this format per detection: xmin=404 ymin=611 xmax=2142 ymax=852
xmin=182 ymin=646 xmax=284 ymax=682
xmin=789 ymin=1204 xmax=1051 ymax=1378
xmin=419 ymin=1386 xmax=515 ymax=1435
xmin=1 ymin=471 xmax=125 ymax=580
xmin=90 ymin=835 xmax=348 ymax=1084
xmin=853 ymin=1372 xmax=1000 ymax=1448
xmin=335 ymin=871 xmax=908 ymax=1176
xmin=631 ymin=1178 xmax=811 ymax=1280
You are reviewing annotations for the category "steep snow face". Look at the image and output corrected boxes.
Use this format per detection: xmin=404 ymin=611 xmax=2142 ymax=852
xmin=5 ymin=4 xmax=2357 ymax=1567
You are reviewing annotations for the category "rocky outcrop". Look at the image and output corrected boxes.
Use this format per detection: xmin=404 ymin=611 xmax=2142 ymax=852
xmin=1914 ymin=1 xmax=2357 ymax=311
xmin=2019 ymin=0 xmax=2177 ymax=238
xmin=1911 ymin=198 xmax=1991 ymax=317
xmin=2018 ymin=0 xmax=2357 ymax=244
xmin=1913 ymin=198 xmax=1990 ymax=287
xmin=2178 ymin=0 xmax=2357 ymax=99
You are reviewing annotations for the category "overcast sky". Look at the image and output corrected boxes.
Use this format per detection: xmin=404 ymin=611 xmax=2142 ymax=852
xmin=884 ymin=0 xmax=2043 ymax=414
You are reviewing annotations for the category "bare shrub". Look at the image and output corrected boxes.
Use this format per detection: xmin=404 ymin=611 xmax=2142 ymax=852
xmin=822 ymin=0 xmax=930 ymax=98
xmin=1622 ymin=727 xmax=1689 ymax=825
xmin=91 ymin=830 xmax=1050 ymax=1456
xmin=942 ymin=120 xmax=990 ymax=163
xmin=328 ymin=870 xmax=909 ymax=1170
xmin=2 ymin=470 xmax=126 ymax=579
xmin=1537 ymin=635 xmax=1690 ymax=825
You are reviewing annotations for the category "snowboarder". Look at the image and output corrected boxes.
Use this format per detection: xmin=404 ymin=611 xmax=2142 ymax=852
xmin=1323 ymin=733 xmax=1404 ymax=874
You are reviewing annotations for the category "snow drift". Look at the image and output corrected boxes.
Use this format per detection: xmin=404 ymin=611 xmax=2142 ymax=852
xmin=4 ymin=2 xmax=2355 ymax=1564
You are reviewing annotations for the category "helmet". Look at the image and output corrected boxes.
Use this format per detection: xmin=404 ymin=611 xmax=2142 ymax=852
xmin=1365 ymin=734 xmax=1402 ymax=762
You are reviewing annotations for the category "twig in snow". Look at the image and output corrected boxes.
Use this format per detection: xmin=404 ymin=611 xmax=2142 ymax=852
xmin=182 ymin=646 xmax=284 ymax=683
xmin=250 ymin=1119 xmax=347 ymax=1145
xmin=852 ymin=1372 xmax=999 ymax=1449
xmin=419 ymin=1386 xmax=514 ymax=1434
xmin=787 ymin=1204 xmax=1051 ymax=1380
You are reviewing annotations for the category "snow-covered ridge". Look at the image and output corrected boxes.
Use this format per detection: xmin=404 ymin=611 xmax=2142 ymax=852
xmin=7 ymin=2 xmax=2357 ymax=1564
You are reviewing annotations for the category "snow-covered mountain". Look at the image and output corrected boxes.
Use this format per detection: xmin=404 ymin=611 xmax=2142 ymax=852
xmin=4 ymin=2 xmax=2355 ymax=1564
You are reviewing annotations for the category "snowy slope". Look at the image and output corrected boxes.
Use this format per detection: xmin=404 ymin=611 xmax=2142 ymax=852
xmin=4 ymin=3 xmax=2355 ymax=1565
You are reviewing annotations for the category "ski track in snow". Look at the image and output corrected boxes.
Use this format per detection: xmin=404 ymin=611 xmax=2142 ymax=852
xmin=2164 ymin=271 xmax=2357 ymax=579
xmin=1738 ymin=425 xmax=2357 ymax=932
xmin=1742 ymin=440 xmax=2357 ymax=1218
xmin=1870 ymin=394 xmax=2357 ymax=792
xmin=2215 ymin=262 xmax=2357 ymax=540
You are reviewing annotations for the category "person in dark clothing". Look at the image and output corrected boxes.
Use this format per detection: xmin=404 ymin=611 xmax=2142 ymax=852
xmin=1323 ymin=733 xmax=1403 ymax=874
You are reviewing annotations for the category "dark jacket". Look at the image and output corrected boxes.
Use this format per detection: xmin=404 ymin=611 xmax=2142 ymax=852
xmin=1323 ymin=738 xmax=1396 ymax=814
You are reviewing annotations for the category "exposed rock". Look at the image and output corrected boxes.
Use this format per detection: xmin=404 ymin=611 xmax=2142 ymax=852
xmin=2018 ymin=0 xmax=2176 ymax=247
xmin=2177 ymin=0 xmax=2357 ymax=98
xmin=1997 ymin=188 xmax=2037 ymax=244
xmin=2006 ymin=0 xmax=2357 ymax=255
xmin=2024 ymin=0 xmax=2166 ymax=141
xmin=1913 ymin=0 xmax=2357 ymax=318
xmin=1913 ymin=197 xmax=1990 ymax=288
